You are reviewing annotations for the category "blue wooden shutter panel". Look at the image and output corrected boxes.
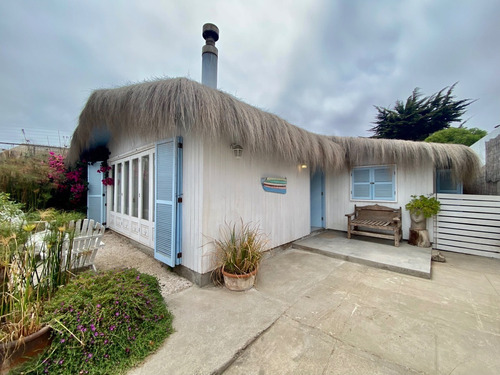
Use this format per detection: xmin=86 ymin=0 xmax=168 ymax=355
xmin=155 ymin=138 xmax=182 ymax=267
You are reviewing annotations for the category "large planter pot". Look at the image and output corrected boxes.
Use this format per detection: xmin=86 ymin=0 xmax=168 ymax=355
xmin=0 ymin=325 xmax=52 ymax=373
xmin=222 ymin=267 xmax=258 ymax=291
xmin=410 ymin=212 xmax=427 ymax=230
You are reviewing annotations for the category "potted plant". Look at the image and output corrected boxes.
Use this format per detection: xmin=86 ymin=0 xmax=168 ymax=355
xmin=405 ymin=194 xmax=441 ymax=230
xmin=212 ymin=220 xmax=268 ymax=291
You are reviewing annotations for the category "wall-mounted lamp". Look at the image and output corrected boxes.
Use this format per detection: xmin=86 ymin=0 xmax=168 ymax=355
xmin=231 ymin=144 xmax=243 ymax=159
xmin=300 ymin=164 xmax=308 ymax=169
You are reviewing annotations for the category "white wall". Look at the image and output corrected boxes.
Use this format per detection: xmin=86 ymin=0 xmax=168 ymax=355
xmin=186 ymin=136 xmax=311 ymax=274
xmin=326 ymin=161 xmax=435 ymax=240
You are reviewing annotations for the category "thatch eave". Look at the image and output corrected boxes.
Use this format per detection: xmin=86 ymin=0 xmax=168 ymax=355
xmin=67 ymin=77 xmax=345 ymax=170
xmin=329 ymin=136 xmax=481 ymax=183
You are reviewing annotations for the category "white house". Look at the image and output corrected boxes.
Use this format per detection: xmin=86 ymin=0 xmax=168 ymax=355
xmin=67 ymin=25 xmax=480 ymax=285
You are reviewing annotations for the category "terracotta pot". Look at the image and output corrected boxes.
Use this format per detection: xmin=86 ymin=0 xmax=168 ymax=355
xmin=410 ymin=212 xmax=427 ymax=230
xmin=222 ymin=267 xmax=258 ymax=291
xmin=0 ymin=325 xmax=52 ymax=373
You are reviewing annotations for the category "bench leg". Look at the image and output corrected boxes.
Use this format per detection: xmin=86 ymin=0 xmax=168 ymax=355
xmin=347 ymin=226 xmax=351 ymax=239
xmin=394 ymin=229 xmax=401 ymax=247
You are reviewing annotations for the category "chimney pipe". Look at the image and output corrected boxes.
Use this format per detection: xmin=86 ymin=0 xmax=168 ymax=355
xmin=202 ymin=23 xmax=219 ymax=89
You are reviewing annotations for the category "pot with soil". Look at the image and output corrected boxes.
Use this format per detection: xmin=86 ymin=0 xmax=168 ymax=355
xmin=212 ymin=220 xmax=268 ymax=291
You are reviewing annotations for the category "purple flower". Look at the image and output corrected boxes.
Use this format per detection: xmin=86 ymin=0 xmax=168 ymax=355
xmin=58 ymin=359 xmax=64 ymax=365
xmin=96 ymin=304 xmax=101 ymax=308
xmin=115 ymin=312 xmax=120 ymax=316
xmin=60 ymin=339 xmax=66 ymax=343
xmin=88 ymin=353 xmax=93 ymax=358
xmin=90 ymin=324 xmax=96 ymax=331
xmin=136 ymin=275 xmax=140 ymax=280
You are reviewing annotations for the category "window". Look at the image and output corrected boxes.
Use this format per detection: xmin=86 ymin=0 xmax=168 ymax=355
xmin=351 ymin=165 xmax=396 ymax=201
xmin=436 ymin=169 xmax=463 ymax=194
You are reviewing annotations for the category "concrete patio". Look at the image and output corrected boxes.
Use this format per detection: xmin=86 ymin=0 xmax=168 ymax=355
xmin=129 ymin=236 xmax=500 ymax=375
xmin=294 ymin=230 xmax=432 ymax=279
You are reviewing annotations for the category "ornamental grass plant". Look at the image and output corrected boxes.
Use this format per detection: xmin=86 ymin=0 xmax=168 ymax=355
xmin=212 ymin=220 xmax=268 ymax=283
xmin=14 ymin=269 xmax=173 ymax=375
xmin=1 ymin=193 xmax=84 ymax=355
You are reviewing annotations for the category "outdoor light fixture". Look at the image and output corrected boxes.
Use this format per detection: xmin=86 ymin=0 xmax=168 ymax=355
xmin=301 ymin=164 xmax=308 ymax=169
xmin=231 ymin=144 xmax=243 ymax=158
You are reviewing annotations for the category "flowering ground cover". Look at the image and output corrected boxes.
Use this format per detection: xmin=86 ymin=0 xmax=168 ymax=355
xmin=13 ymin=269 xmax=173 ymax=374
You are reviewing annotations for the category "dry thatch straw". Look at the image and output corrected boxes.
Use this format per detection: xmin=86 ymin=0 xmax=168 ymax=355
xmin=68 ymin=77 xmax=480 ymax=182
xmin=68 ymin=77 xmax=345 ymax=171
xmin=329 ymin=136 xmax=481 ymax=182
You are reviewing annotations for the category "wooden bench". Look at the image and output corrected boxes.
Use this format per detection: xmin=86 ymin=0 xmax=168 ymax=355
xmin=345 ymin=204 xmax=402 ymax=247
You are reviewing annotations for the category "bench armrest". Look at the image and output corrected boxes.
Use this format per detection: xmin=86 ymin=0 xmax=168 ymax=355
xmin=392 ymin=217 xmax=401 ymax=223
xmin=345 ymin=212 xmax=355 ymax=218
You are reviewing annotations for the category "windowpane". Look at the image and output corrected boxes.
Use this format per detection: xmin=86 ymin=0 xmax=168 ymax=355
xmin=110 ymin=165 xmax=115 ymax=211
xmin=353 ymin=184 xmax=371 ymax=199
xmin=142 ymin=155 xmax=150 ymax=220
xmin=374 ymin=183 xmax=393 ymax=199
xmin=353 ymin=168 xmax=370 ymax=183
xmin=152 ymin=154 xmax=155 ymax=222
xmin=132 ymin=158 xmax=139 ymax=218
xmin=352 ymin=165 xmax=396 ymax=201
xmin=352 ymin=168 xmax=372 ymax=199
xmin=124 ymin=161 xmax=129 ymax=215
xmin=116 ymin=164 xmax=122 ymax=213
xmin=374 ymin=167 xmax=392 ymax=182
xmin=436 ymin=169 xmax=462 ymax=194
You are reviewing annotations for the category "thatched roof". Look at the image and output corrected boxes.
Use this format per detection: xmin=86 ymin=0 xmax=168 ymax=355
xmin=67 ymin=78 xmax=345 ymax=170
xmin=329 ymin=136 xmax=480 ymax=181
xmin=68 ymin=77 xmax=480 ymax=182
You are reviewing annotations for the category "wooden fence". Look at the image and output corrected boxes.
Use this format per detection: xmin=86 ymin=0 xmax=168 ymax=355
xmin=434 ymin=194 xmax=500 ymax=258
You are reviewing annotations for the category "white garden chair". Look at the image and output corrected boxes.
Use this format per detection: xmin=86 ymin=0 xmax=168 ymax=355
xmin=62 ymin=219 xmax=105 ymax=272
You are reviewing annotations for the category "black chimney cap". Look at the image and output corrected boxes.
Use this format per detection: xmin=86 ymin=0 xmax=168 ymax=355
xmin=202 ymin=23 xmax=219 ymax=42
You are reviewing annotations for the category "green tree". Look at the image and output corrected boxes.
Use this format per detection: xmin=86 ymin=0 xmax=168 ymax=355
xmin=424 ymin=127 xmax=487 ymax=146
xmin=370 ymin=83 xmax=475 ymax=141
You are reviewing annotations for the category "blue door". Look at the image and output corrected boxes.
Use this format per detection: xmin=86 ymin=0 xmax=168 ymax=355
xmin=310 ymin=171 xmax=325 ymax=229
xmin=87 ymin=162 xmax=106 ymax=224
xmin=155 ymin=137 xmax=183 ymax=267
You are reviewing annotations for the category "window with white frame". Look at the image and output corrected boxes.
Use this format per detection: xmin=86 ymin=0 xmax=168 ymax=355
xmin=436 ymin=169 xmax=463 ymax=194
xmin=351 ymin=165 xmax=396 ymax=201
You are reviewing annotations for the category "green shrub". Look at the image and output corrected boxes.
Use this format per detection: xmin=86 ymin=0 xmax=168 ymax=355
xmin=405 ymin=194 xmax=441 ymax=218
xmin=14 ymin=269 xmax=173 ymax=375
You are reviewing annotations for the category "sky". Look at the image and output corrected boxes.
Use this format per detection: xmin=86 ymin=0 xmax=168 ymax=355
xmin=1 ymin=0 xmax=499 ymax=148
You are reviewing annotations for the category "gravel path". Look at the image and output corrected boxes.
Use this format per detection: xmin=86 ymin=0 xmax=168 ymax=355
xmin=94 ymin=230 xmax=192 ymax=298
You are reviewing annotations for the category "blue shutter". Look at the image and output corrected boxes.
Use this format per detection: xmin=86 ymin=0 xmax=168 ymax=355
xmin=352 ymin=168 xmax=372 ymax=199
xmin=87 ymin=162 xmax=106 ymax=224
xmin=155 ymin=138 xmax=182 ymax=267
xmin=436 ymin=169 xmax=463 ymax=194
xmin=373 ymin=166 xmax=395 ymax=201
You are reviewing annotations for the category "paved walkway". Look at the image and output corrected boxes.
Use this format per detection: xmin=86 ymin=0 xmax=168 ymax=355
xmin=129 ymin=244 xmax=500 ymax=375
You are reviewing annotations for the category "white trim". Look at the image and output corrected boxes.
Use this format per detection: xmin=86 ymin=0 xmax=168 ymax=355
xmin=108 ymin=143 xmax=155 ymax=163
xmin=108 ymin=148 xmax=156 ymax=248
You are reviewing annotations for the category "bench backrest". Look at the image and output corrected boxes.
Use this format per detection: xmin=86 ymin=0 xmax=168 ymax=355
xmin=355 ymin=204 xmax=401 ymax=222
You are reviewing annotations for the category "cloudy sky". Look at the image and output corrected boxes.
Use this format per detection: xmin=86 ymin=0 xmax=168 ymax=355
xmin=1 ymin=0 xmax=499 ymax=147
